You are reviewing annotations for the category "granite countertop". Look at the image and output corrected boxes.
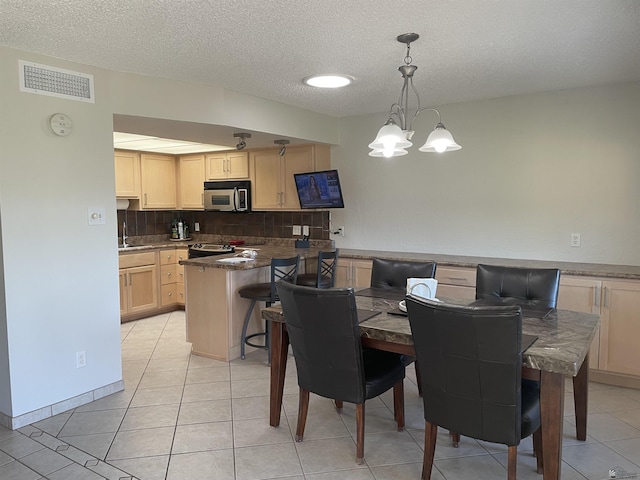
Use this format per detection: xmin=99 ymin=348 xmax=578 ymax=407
xmin=337 ymin=248 xmax=640 ymax=280
xmin=179 ymin=245 xmax=324 ymax=270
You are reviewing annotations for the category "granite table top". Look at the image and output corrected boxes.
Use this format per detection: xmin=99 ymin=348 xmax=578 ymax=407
xmin=262 ymin=292 xmax=600 ymax=377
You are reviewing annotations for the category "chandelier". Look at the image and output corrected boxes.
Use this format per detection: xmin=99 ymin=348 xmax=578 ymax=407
xmin=369 ymin=33 xmax=461 ymax=158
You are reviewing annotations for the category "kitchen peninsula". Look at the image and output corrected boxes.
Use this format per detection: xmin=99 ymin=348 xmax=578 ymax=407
xmin=180 ymin=245 xmax=326 ymax=361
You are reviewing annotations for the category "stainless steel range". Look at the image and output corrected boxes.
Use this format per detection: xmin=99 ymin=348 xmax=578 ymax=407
xmin=188 ymin=243 xmax=235 ymax=258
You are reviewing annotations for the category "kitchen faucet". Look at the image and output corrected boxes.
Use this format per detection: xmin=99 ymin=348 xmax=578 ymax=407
xmin=122 ymin=221 xmax=128 ymax=247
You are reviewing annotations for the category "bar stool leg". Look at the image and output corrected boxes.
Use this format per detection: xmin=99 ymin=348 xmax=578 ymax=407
xmin=240 ymin=299 xmax=258 ymax=359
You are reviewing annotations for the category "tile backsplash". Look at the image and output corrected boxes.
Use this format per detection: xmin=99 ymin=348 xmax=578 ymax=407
xmin=116 ymin=210 xmax=331 ymax=240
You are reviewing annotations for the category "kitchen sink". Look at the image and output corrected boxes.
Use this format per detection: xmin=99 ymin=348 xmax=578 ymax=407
xmin=118 ymin=243 xmax=149 ymax=249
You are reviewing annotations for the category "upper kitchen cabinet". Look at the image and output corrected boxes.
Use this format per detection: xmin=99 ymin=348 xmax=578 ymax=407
xmin=178 ymin=154 xmax=205 ymax=209
xmin=206 ymin=151 xmax=249 ymax=180
xmin=140 ymin=153 xmax=177 ymax=209
xmin=115 ymin=150 xmax=141 ymax=198
xmin=250 ymin=145 xmax=330 ymax=210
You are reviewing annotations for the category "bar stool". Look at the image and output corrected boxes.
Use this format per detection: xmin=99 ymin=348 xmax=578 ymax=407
xmin=239 ymin=255 xmax=300 ymax=360
xmin=296 ymin=249 xmax=339 ymax=288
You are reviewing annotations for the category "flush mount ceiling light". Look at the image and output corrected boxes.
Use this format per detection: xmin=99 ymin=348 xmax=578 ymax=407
xmin=303 ymin=74 xmax=353 ymax=88
xmin=369 ymin=33 xmax=461 ymax=158
xmin=274 ymin=139 xmax=290 ymax=156
xmin=233 ymin=132 xmax=251 ymax=150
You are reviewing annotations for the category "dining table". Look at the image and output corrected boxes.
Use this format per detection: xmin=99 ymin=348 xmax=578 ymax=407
xmin=261 ymin=287 xmax=600 ymax=480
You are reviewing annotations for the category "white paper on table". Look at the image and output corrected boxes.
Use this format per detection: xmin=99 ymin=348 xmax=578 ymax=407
xmin=406 ymin=278 xmax=438 ymax=300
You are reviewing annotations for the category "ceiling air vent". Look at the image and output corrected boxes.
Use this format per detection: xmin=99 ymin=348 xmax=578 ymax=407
xmin=19 ymin=60 xmax=95 ymax=103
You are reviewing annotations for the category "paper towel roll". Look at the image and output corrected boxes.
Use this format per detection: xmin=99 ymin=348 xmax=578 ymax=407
xmin=116 ymin=199 xmax=130 ymax=210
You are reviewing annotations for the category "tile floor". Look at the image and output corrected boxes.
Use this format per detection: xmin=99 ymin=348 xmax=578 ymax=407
xmin=1 ymin=310 xmax=640 ymax=479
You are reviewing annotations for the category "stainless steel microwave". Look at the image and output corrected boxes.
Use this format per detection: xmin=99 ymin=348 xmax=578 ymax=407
xmin=203 ymin=180 xmax=251 ymax=212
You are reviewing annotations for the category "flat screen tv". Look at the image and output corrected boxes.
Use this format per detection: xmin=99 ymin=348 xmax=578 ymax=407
xmin=294 ymin=169 xmax=345 ymax=209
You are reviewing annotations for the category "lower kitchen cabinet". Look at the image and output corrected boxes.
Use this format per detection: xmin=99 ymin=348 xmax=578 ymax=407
xmin=599 ymin=279 xmax=640 ymax=377
xmin=160 ymin=247 xmax=188 ymax=306
xmin=335 ymin=258 xmax=372 ymax=287
xmin=435 ymin=266 xmax=476 ymax=300
xmin=119 ymin=252 xmax=158 ymax=317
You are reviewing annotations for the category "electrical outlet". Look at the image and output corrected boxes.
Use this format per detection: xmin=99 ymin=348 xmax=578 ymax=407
xmin=194 ymin=222 xmax=200 ymax=232
xmin=302 ymin=225 xmax=309 ymax=236
xmin=570 ymin=233 xmax=581 ymax=247
xmin=333 ymin=226 xmax=345 ymax=236
xmin=292 ymin=225 xmax=302 ymax=235
xmin=76 ymin=351 xmax=86 ymax=368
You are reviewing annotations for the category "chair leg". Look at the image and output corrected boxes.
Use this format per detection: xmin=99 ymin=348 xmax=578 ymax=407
xmin=422 ymin=421 xmax=438 ymax=480
xmin=240 ymin=299 xmax=257 ymax=359
xmin=449 ymin=431 xmax=460 ymax=447
xmin=295 ymin=387 xmax=310 ymax=442
xmin=334 ymin=399 xmax=343 ymax=412
xmin=533 ymin=428 xmax=544 ymax=474
xmin=393 ymin=380 xmax=405 ymax=431
xmin=415 ymin=362 xmax=423 ymax=397
xmin=507 ymin=445 xmax=517 ymax=480
xmin=355 ymin=403 xmax=365 ymax=465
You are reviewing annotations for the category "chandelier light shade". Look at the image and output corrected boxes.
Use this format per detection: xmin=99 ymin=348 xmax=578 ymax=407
xmin=369 ymin=33 xmax=461 ymax=158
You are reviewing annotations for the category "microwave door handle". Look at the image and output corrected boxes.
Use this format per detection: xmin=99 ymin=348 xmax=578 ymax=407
xmin=233 ymin=187 xmax=239 ymax=211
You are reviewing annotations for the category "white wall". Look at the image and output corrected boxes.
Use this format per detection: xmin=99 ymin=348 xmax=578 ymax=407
xmin=0 ymin=47 xmax=122 ymax=417
xmin=331 ymin=82 xmax=640 ymax=266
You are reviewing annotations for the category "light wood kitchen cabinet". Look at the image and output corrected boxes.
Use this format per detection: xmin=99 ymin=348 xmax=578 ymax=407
xmin=206 ymin=151 xmax=249 ymax=180
xmin=114 ymin=150 xmax=141 ymax=198
xmin=140 ymin=153 xmax=177 ymax=209
xmin=335 ymin=258 xmax=372 ymax=287
xmin=250 ymin=145 xmax=330 ymax=210
xmin=119 ymin=252 xmax=158 ymax=317
xmin=178 ymin=154 xmax=205 ymax=209
xmin=598 ymin=279 xmax=640 ymax=377
xmin=160 ymin=248 xmax=188 ymax=306
xmin=435 ymin=266 xmax=476 ymax=300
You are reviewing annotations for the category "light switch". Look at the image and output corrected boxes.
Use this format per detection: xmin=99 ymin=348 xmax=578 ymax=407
xmin=302 ymin=225 xmax=310 ymax=236
xmin=88 ymin=207 xmax=106 ymax=225
xmin=292 ymin=225 xmax=302 ymax=235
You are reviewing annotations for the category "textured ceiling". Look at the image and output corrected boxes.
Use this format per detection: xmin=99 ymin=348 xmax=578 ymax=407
xmin=2 ymin=0 xmax=639 ymax=119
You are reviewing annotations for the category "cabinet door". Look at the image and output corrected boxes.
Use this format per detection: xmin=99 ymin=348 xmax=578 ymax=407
xmin=119 ymin=270 xmax=128 ymax=316
xmin=206 ymin=153 xmax=227 ymax=180
xmin=140 ymin=153 xmax=177 ymax=209
xmin=281 ymin=147 xmax=314 ymax=209
xmin=227 ymin=152 xmax=249 ymax=179
xmin=557 ymin=276 xmax=602 ymax=369
xmin=179 ymin=155 xmax=205 ymax=209
xmin=436 ymin=266 xmax=476 ymax=300
xmin=251 ymin=150 xmax=282 ymax=209
xmin=115 ymin=150 xmax=140 ymax=198
xmin=127 ymin=264 xmax=159 ymax=314
xmin=352 ymin=259 xmax=373 ymax=288
xmin=599 ymin=280 xmax=640 ymax=376
xmin=335 ymin=259 xmax=351 ymax=287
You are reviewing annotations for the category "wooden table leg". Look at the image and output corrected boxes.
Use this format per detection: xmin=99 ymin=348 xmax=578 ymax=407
xmin=541 ymin=370 xmax=565 ymax=480
xmin=572 ymin=353 xmax=589 ymax=441
xmin=269 ymin=321 xmax=289 ymax=427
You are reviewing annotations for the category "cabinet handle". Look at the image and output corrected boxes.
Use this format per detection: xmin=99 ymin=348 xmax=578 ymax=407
xmin=594 ymin=285 xmax=601 ymax=308
xmin=603 ymin=286 xmax=609 ymax=308
xmin=448 ymin=277 xmax=468 ymax=282
xmin=281 ymin=191 xmax=285 ymax=205
xmin=144 ymin=193 xmax=148 ymax=206
xmin=167 ymin=272 xmax=172 ymax=277
xmin=168 ymin=292 xmax=172 ymax=297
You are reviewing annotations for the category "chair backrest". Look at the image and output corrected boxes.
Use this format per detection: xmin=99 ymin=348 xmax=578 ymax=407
xmin=315 ymin=249 xmax=339 ymax=288
xmin=370 ymin=258 xmax=437 ymax=290
xmin=270 ymin=255 xmax=300 ymax=302
xmin=275 ymin=281 xmax=366 ymax=404
xmin=406 ymin=296 xmax=524 ymax=446
xmin=475 ymin=264 xmax=560 ymax=309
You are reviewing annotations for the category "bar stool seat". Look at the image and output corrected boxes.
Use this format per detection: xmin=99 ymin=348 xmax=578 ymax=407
xmin=295 ymin=249 xmax=339 ymax=289
xmin=238 ymin=255 xmax=299 ymax=361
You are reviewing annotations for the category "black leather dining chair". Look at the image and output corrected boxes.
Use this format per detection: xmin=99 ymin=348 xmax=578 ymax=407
xmin=276 ymin=280 xmax=406 ymax=465
xmin=369 ymin=257 xmax=437 ymax=395
xmin=475 ymin=264 xmax=560 ymax=308
xmin=405 ymin=296 xmax=543 ymax=480
xmin=296 ymin=249 xmax=339 ymax=288
xmin=238 ymin=255 xmax=300 ymax=361
xmin=370 ymin=257 xmax=437 ymax=290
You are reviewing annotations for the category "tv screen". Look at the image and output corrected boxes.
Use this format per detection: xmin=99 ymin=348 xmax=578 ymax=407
xmin=294 ymin=169 xmax=345 ymax=209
